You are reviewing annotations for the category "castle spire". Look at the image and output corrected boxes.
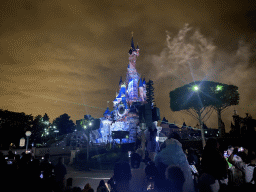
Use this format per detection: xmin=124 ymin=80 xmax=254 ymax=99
xmin=126 ymin=34 xmax=140 ymax=103
xmin=139 ymin=78 xmax=143 ymax=87
xmin=119 ymin=76 xmax=123 ymax=86
xmin=128 ymin=31 xmax=136 ymax=54
xmin=131 ymin=37 xmax=135 ymax=50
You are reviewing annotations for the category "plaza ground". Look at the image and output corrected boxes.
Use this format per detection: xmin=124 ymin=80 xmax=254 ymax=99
xmin=65 ymin=165 xmax=113 ymax=190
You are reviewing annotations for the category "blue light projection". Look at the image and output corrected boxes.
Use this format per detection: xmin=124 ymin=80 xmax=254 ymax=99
xmin=91 ymin=37 xmax=146 ymax=144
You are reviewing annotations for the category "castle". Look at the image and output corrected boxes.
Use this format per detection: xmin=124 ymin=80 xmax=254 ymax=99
xmin=93 ymin=36 xmax=147 ymax=144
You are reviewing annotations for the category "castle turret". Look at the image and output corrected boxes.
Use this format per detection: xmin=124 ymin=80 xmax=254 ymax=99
xmin=103 ymin=107 xmax=111 ymax=119
xmin=136 ymin=43 xmax=140 ymax=57
xmin=139 ymin=78 xmax=144 ymax=102
xmin=113 ymin=82 xmax=126 ymax=108
xmin=119 ymin=76 xmax=123 ymax=90
xmin=119 ymin=76 xmax=123 ymax=86
xmin=128 ymin=36 xmax=139 ymax=69
xmin=126 ymin=35 xmax=140 ymax=104
xmin=143 ymin=78 xmax=147 ymax=101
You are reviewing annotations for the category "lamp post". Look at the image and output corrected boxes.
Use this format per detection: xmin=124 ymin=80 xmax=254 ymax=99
xmin=54 ymin=130 xmax=59 ymax=139
xmin=25 ymin=131 xmax=32 ymax=153
xmin=84 ymin=121 xmax=93 ymax=162
xmin=192 ymin=84 xmax=206 ymax=148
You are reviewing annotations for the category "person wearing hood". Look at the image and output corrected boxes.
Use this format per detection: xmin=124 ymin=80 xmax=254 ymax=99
xmin=154 ymin=132 xmax=195 ymax=192
xmin=97 ymin=180 xmax=109 ymax=192
xmin=82 ymin=183 xmax=93 ymax=192
xmin=198 ymin=138 xmax=228 ymax=192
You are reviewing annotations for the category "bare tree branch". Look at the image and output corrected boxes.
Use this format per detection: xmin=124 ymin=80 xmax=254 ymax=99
xmin=181 ymin=108 xmax=198 ymax=120
xmin=202 ymin=106 xmax=215 ymax=122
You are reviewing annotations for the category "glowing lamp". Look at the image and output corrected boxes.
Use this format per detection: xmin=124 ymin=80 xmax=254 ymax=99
xmin=192 ymin=85 xmax=199 ymax=91
xmin=216 ymin=85 xmax=223 ymax=91
xmin=25 ymin=131 xmax=32 ymax=137
xmin=25 ymin=131 xmax=32 ymax=154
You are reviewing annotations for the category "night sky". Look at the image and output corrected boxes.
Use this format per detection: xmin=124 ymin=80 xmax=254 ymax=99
xmin=1 ymin=0 xmax=256 ymax=132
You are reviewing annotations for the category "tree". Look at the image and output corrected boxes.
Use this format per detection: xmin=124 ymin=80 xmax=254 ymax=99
xmin=212 ymin=83 xmax=239 ymax=137
xmin=169 ymin=81 xmax=239 ymax=147
xmin=53 ymin=113 xmax=75 ymax=135
xmin=31 ymin=115 xmax=45 ymax=144
xmin=0 ymin=109 xmax=33 ymax=149
xmin=43 ymin=113 xmax=50 ymax=123
xmin=146 ymin=80 xmax=155 ymax=108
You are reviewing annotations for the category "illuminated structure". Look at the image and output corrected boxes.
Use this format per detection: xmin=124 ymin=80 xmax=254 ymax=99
xmin=92 ymin=36 xmax=147 ymax=144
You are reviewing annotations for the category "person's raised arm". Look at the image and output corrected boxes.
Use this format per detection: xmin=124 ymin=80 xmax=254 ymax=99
xmin=228 ymin=147 xmax=238 ymax=165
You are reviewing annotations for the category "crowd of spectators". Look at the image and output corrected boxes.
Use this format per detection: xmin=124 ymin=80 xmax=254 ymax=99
xmin=107 ymin=132 xmax=256 ymax=192
xmin=0 ymin=152 xmax=68 ymax=192
xmin=1 ymin=132 xmax=256 ymax=192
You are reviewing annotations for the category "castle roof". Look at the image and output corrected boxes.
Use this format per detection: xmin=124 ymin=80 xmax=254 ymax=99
xmin=131 ymin=37 xmax=136 ymax=50
xmin=143 ymin=78 xmax=146 ymax=85
xmin=161 ymin=117 xmax=168 ymax=124
xmin=119 ymin=76 xmax=123 ymax=86
xmin=128 ymin=37 xmax=137 ymax=55
xmin=103 ymin=107 xmax=111 ymax=116
xmin=139 ymin=78 xmax=143 ymax=87
xmin=116 ymin=83 xmax=126 ymax=98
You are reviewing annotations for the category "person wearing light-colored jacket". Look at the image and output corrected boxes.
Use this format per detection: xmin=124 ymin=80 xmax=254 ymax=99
xmin=154 ymin=132 xmax=195 ymax=192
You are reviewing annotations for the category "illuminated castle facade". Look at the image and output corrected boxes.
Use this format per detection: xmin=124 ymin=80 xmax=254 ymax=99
xmin=93 ymin=37 xmax=147 ymax=144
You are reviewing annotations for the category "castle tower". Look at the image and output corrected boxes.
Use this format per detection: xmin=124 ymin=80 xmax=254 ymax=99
xmin=126 ymin=36 xmax=140 ymax=105
xmin=139 ymin=78 xmax=144 ymax=102
xmin=143 ymin=78 xmax=147 ymax=101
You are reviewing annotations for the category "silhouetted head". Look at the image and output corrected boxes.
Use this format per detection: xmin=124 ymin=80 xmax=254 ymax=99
xmin=188 ymin=148 xmax=195 ymax=154
xmin=131 ymin=152 xmax=141 ymax=169
xmin=15 ymin=154 xmax=20 ymax=161
xmin=58 ymin=157 xmax=64 ymax=164
xmin=99 ymin=180 xmax=105 ymax=187
xmin=205 ymin=138 xmax=219 ymax=150
xmin=237 ymin=151 xmax=247 ymax=162
xmin=84 ymin=183 xmax=91 ymax=189
xmin=165 ymin=165 xmax=185 ymax=191
xmin=44 ymin=153 xmax=50 ymax=161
